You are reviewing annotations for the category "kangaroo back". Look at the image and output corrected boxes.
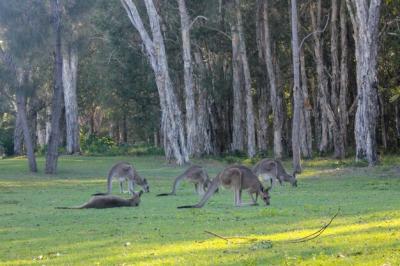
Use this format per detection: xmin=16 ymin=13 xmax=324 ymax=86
xmin=177 ymin=175 xmax=221 ymax=209
xmin=156 ymin=168 xmax=190 ymax=196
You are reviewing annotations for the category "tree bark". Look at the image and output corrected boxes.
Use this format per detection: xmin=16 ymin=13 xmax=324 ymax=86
xmin=339 ymin=0 xmax=349 ymax=147
xmin=346 ymin=0 xmax=381 ymax=165
xmin=290 ymin=0 xmax=302 ymax=173
xmin=230 ymin=21 xmax=244 ymax=152
xmin=193 ymin=51 xmax=214 ymax=155
xmin=255 ymin=0 xmax=269 ymax=152
xmin=13 ymin=112 xmax=23 ymax=155
xmin=46 ymin=0 xmax=64 ymax=174
xmin=177 ymin=0 xmax=198 ymax=156
xmin=310 ymin=1 xmax=345 ymax=159
xmin=0 ymin=39 xmax=37 ymax=172
xmin=16 ymin=87 xmax=38 ymax=172
xmin=62 ymin=44 xmax=80 ymax=154
xmin=121 ymin=0 xmax=188 ymax=165
xmin=235 ymin=0 xmax=255 ymax=158
xmin=300 ymin=50 xmax=313 ymax=158
xmin=262 ymin=0 xmax=283 ymax=158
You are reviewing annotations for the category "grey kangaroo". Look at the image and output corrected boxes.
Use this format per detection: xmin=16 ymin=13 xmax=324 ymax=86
xmin=93 ymin=162 xmax=149 ymax=196
xmin=56 ymin=191 xmax=143 ymax=209
xmin=177 ymin=165 xmax=271 ymax=208
xmin=252 ymin=159 xmax=298 ymax=187
xmin=157 ymin=165 xmax=212 ymax=196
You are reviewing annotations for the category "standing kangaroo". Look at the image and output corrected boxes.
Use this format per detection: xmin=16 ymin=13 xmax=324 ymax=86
xmin=252 ymin=159 xmax=297 ymax=187
xmin=177 ymin=165 xmax=271 ymax=208
xmin=93 ymin=162 xmax=149 ymax=196
xmin=56 ymin=191 xmax=143 ymax=209
xmin=157 ymin=165 xmax=211 ymax=196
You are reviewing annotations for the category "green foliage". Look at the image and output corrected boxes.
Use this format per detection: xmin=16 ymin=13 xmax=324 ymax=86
xmin=0 ymin=156 xmax=399 ymax=265
xmin=80 ymin=133 xmax=164 ymax=156
xmin=0 ymin=113 xmax=14 ymax=156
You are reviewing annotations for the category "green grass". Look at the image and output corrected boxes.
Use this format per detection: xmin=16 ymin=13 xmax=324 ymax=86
xmin=0 ymin=155 xmax=399 ymax=265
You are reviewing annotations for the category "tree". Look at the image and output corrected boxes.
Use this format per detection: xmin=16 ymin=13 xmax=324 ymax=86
xmin=290 ymin=0 xmax=302 ymax=173
xmin=177 ymin=0 xmax=199 ymax=157
xmin=235 ymin=0 xmax=256 ymax=158
xmin=346 ymin=0 xmax=382 ymax=165
xmin=261 ymin=0 xmax=284 ymax=159
xmin=121 ymin=0 xmax=189 ymax=165
xmin=45 ymin=0 xmax=64 ymax=174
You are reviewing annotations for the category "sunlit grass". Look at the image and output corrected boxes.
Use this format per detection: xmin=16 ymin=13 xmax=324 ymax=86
xmin=0 ymin=155 xmax=399 ymax=265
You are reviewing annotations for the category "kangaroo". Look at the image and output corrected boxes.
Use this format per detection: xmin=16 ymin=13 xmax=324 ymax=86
xmin=177 ymin=165 xmax=271 ymax=208
xmin=252 ymin=159 xmax=297 ymax=187
xmin=157 ymin=165 xmax=211 ymax=196
xmin=93 ymin=162 xmax=149 ymax=196
xmin=56 ymin=191 xmax=143 ymax=209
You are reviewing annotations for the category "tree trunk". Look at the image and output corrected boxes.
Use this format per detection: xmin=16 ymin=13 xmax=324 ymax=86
xmin=255 ymin=0 xmax=269 ymax=152
xmin=396 ymin=102 xmax=400 ymax=142
xmin=339 ymin=0 xmax=349 ymax=147
xmin=230 ymin=21 xmax=244 ymax=152
xmin=193 ymin=51 xmax=214 ymax=155
xmin=62 ymin=44 xmax=80 ymax=154
xmin=13 ymin=112 xmax=23 ymax=155
xmin=121 ymin=0 xmax=188 ymax=165
xmin=46 ymin=0 xmax=64 ymax=174
xmin=290 ymin=0 xmax=302 ymax=173
xmin=346 ymin=0 xmax=381 ymax=165
xmin=235 ymin=0 xmax=255 ymax=158
xmin=378 ymin=92 xmax=387 ymax=149
xmin=16 ymin=87 xmax=38 ymax=172
xmin=177 ymin=0 xmax=198 ymax=156
xmin=300 ymin=50 xmax=313 ymax=158
xmin=262 ymin=0 xmax=283 ymax=158
xmin=310 ymin=1 xmax=344 ymax=159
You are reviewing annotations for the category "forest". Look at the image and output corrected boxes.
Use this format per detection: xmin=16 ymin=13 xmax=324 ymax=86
xmin=0 ymin=0 xmax=399 ymax=171
xmin=1 ymin=1 xmax=400 ymax=265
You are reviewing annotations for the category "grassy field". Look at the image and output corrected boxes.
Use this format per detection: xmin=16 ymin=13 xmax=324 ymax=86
xmin=0 ymin=155 xmax=399 ymax=265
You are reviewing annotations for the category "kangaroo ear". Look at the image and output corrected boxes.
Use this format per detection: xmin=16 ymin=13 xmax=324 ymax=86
xmin=143 ymin=178 xmax=147 ymax=183
xmin=139 ymin=190 xmax=143 ymax=197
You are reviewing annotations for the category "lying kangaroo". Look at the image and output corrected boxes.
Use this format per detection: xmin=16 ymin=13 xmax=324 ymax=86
xmin=157 ymin=165 xmax=211 ymax=196
xmin=56 ymin=191 xmax=143 ymax=209
xmin=252 ymin=159 xmax=297 ymax=187
xmin=177 ymin=165 xmax=271 ymax=208
xmin=93 ymin=162 xmax=149 ymax=196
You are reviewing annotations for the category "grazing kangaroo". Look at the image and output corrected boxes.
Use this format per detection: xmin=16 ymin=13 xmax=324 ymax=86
xmin=56 ymin=191 xmax=143 ymax=209
xmin=93 ymin=162 xmax=149 ymax=196
xmin=177 ymin=165 xmax=271 ymax=208
xmin=157 ymin=165 xmax=211 ymax=196
xmin=252 ymin=159 xmax=297 ymax=187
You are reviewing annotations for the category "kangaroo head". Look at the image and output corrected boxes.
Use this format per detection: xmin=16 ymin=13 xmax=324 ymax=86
xmin=260 ymin=186 xmax=271 ymax=206
xmin=129 ymin=190 xmax=143 ymax=206
xmin=140 ymin=178 xmax=150 ymax=193
xmin=290 ymin=171 xmax=298 ymax=187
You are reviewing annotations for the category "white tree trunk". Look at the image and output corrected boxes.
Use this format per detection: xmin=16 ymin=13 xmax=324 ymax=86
xmin=177 ymin=0 xmax=198 ymax=156
xmin=346 ymin=0 xmax=381 ymax=165
xmin=290 ymin=0 xmax=302 ymax=173
xmin=62 ymin=45 xmax=80 ymax=154
xmin=230 ymin=22 xmax=244 ymax=152
xmin=121 ymin=0 xmax=188 ymax=165
xmin=262 ymin=0 xmax=283 ymax=158
xmin=193 ymin=51 xmax=214 ymax=155
xmin=235 ymin=0 xmax=255 ymax=158
xmin=300 ymin=50 xmax=313 ymax=158
xmin=339 ymin=0 xmax=349 ymax=147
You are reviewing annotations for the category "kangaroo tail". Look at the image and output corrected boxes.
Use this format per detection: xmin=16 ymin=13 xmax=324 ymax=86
xmin=91 ymin=192 xmax=108 ymax=196
xmin=177 ymin=205 xmax=199 ymax=209
xmin=55 ymin=206 xmax=80 ymax=209
xmin=156 ymin=193 xmax=174 ymax=197
xmin=177 ymin=175 xmax=220 ymax=209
